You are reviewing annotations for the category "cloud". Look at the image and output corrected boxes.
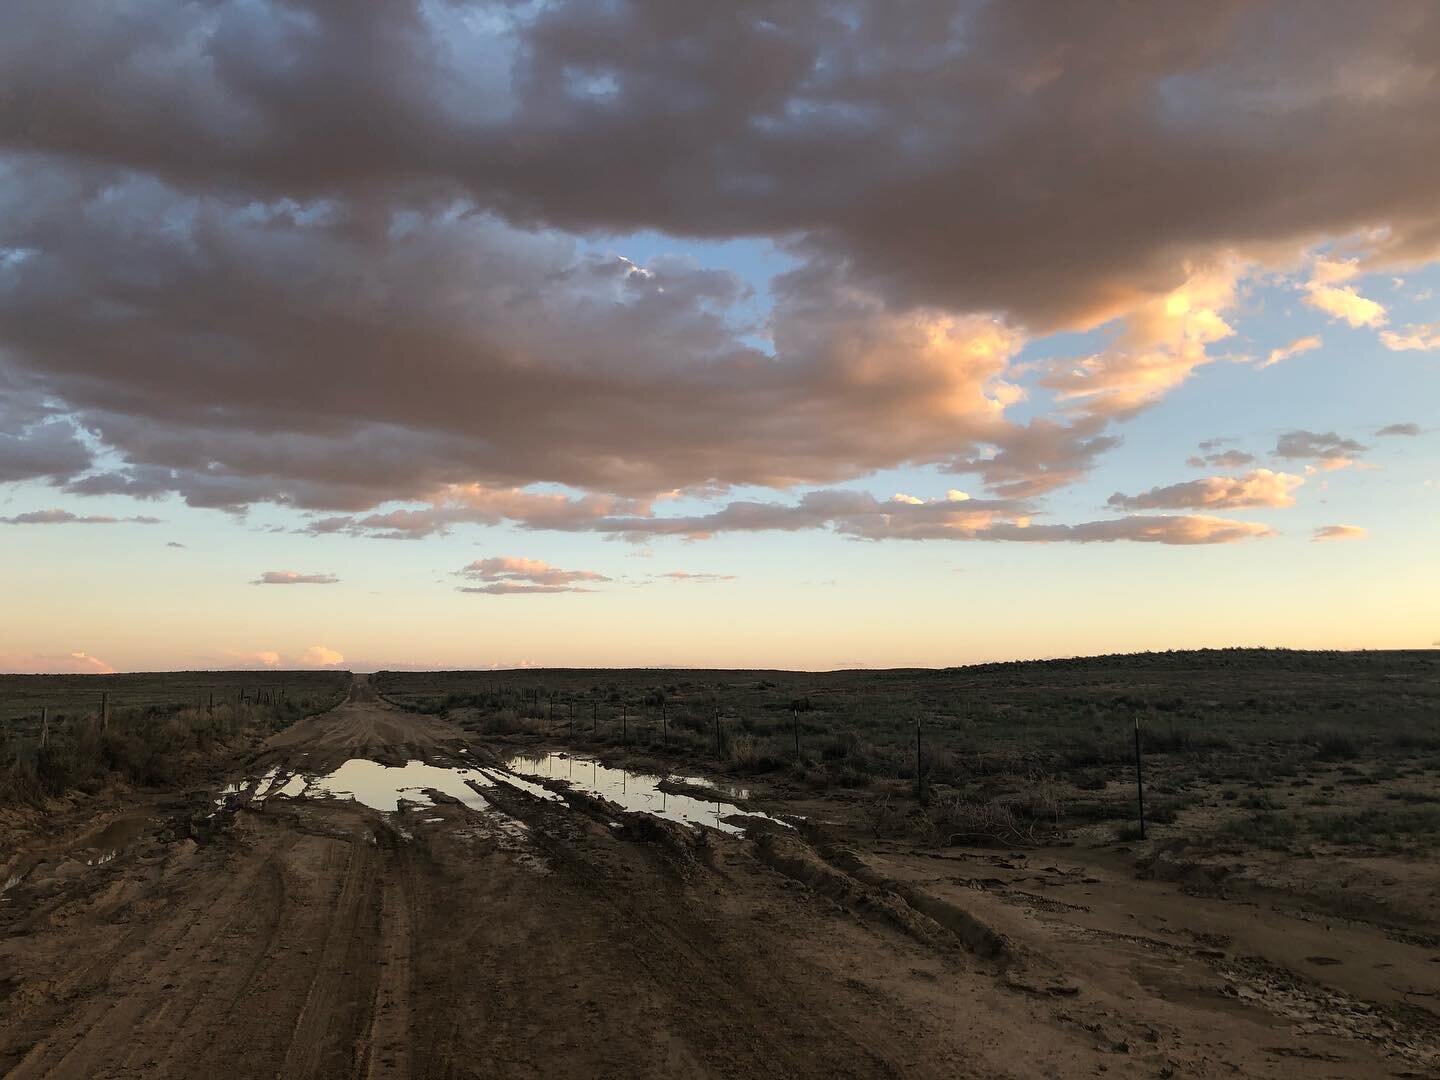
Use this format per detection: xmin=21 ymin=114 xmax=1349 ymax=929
xmin=1273 ymin=430 xmax=1368 ymax=471
xmin=456 ymin=556 xmax=608 ymax=595
xmin=0 ymin=650 xmax=115 ymax=675
xmin=223 ymin=649 xmax=282 ymax=668
xmin=659 ymin=571 xmax=737 ymax=583
xmin=0 ymin=508 xmax=161 ymax=524
xmin=1187 ymin=449 xmax=1256 ymax=469
xmin=1312 ymin=524 xmax=1367 ymax=542
xmin=1380 ymin=323 xmax=1440 ymax=351
xmin=533 ymin=489 xmax=1273 ymax=545
xmin=221 ymin=646 xmax=344 ymax=668
xmin=1108 ymin=469 xmax=1303 ymax=511
xmin=1376 ymin=422 xmax=1421 ymax=437
xmin=3 ymin=2 xmax=1440 ymax=531
xmin=1302 ymin=260 xmax=1387 ymax=329
xmin=1260 ymin=335 xmax=1322 ymax=369
xmin=252 ymin=570 xmax=340 ymax=585
xmin=166 ymin=540 xmax=186 ymax=548
xmin=296 ymin=645 xmax=344 ymax=667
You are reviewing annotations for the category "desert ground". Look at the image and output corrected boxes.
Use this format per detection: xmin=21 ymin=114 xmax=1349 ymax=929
xmin=2 ymin=652 xmax=1439 ymax=1078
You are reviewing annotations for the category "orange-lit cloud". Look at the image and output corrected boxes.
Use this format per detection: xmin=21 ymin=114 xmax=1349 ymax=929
xmin=1312 ymin=524 xmax=1367 ymax=542
xmin=1109 ymin=469 xmax=1303 ymax=511
xmin=1302 ymin=259 xmax=1387 ymax=328
xmin=1040 ymin=260 xmax=1242 ymax=417
xmin=296 ymin=645 xmax=345 ymax=667
xmin=1380 ymin=323 xmax=1440 ymax=351
xmin=1260 ymin=335 xmax=1322 ymax=369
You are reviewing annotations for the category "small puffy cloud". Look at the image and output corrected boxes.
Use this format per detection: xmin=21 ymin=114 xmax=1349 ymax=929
xmin=1187 ymin=440 xmax=1257 ymax=469
xmin=1376 ymin=422 xmax=1421 ymax=437
xmin=252 ymin=570 xmax=340 ymax=585
xmin=0 ymin=509 xmax=161 ymax=525
xmin=1380 ymin=323 xmax=1440 ymax=351
xmin=457 ymin=556 xmax=608 ymax=595
xmin=221 ymin=646 xmax=343 ymax=667
xmin=1302 ymin=260 xmax=1387 ymax=328
xmin=296 ymin=645 xmax=344 ymax=667
xmin=223 ymin=649 xmax=282 ymax=668
xmin=1260 ymin=335 xmax=1322 ymax=369
xmin=1273 ymin=430 xmax=1368 ymax=471
xmin=1312 ymin=524 xmax=1367 ymax=542
xmin=1108 ymin=469 xmax=1303 ymax=511
xmin=0 ymin=650 xmax=116 ymax=675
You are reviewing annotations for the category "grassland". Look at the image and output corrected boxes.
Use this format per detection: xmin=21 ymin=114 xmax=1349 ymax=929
xmin=374 ymin=649 xmax=1440 ymax=869
xmin=0 ymin=670 xmax=350 ymax=802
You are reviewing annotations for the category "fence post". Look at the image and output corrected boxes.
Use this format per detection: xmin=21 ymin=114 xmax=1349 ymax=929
xmin=714 ymin=706 xmax=721 ymax=760
xmin=793 ymin=707 xmax=801 ymax=764
xmin=622 ymin=704 xmax=628 ymax=745
xmin=100 ymin=691 xmax=109 ymax=731
xmin=41 ymin=706 xmax=49 ymax=749
xmin=208 ymin=690 xmax=214 ymax=715
xmin=915 ymin=718 xmax=924 ymax=803
xmin=661 ymin=702 xmax=668 ymax=748
xmin=592 ymin=701 xmax=597 ymax=735
xmin=1134 ymin=716 xmax=1146 ymax=841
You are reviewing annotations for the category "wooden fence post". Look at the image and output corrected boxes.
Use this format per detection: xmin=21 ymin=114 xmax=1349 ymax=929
xmin=1134 ymin=716 xmax=1146 ymax=841
xmin=622 ymin=704 xmax=628 ymax=745
xmin=714 ymin=706 xmax=721 ymax=760
xmin=914 ymin=718 xmax=925 ymax=803
xmin=661 ymin=702 xmax=668 ymax=748
xmin=100 ymin=691 xmax=109 ymax=732
xmin=40 ymin=706 xmax=49 ymax=749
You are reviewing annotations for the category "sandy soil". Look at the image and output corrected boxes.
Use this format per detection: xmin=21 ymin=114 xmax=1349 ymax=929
xmin=2 ymin=678 xmax=1437 ymax=1078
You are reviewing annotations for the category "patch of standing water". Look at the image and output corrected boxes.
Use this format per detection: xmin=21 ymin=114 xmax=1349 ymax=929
xmin=502 ymin=752 xmax=790 ymax=835
xmin=294 ymin=758 xmax=495 ymax=813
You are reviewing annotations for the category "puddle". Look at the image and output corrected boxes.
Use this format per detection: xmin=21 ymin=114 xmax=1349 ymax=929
xmin=77 ymin=814 xmax=151 ymax=866
xmin=502 ymin=752 xmax=789 ymax=836
xmin=282 ymin=759 xmax=496 ymax=813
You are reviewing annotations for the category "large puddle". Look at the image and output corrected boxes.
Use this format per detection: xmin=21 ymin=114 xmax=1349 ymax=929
xmin=222 ymin=751 xmax=787 ymax=840
xmin=501 ymin=751 xmax=788 ymax=836
xmin=300 ymin=759 xmax=495 ymax=813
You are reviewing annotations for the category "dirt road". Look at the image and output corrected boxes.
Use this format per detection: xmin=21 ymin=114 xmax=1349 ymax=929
xmin=2 ymin=679 xmax=1435 ymax=1078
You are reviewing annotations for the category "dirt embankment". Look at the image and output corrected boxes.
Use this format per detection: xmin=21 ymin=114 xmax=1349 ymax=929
xmin=2 ymin=678 xmax=1436 ymax=1078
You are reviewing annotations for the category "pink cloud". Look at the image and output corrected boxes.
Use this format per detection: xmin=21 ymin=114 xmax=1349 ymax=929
xmin=0 ymin=651 xmax=116 ymax=675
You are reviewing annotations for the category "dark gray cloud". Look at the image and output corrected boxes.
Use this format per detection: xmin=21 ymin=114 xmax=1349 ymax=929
xmin=3 ymin=2 xmax=1437 ymax=536
xmin=0 ymin=508 xmax=160 ymax=525
xmin=1187 ymin=448 xmax=1256 ymax=469
xmin=1273 ymin=430 xmax=1368 ymax=469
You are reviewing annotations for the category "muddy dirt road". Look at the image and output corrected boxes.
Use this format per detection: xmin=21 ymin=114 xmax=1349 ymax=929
xmin=2 ymin=678 xmax=1436 ymax=1078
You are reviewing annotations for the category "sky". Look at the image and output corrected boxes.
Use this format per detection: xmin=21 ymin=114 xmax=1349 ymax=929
xmin=1 ymin=0 xmax=1437 ymax=674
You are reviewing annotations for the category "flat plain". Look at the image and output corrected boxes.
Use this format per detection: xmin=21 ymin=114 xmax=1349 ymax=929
xmin=2 ymin=650 xmax=1439 ymax=1077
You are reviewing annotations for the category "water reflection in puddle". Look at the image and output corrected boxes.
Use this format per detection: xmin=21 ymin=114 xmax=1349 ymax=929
xmin=278 ymin=759 xmax=495 ymax=813
xmin=503 ymin=752 xmax=787 ymax=836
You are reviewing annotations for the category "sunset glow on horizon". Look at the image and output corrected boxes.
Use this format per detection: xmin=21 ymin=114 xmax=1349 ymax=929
xmin=2 ymin=2 xmax=1437 ymax=673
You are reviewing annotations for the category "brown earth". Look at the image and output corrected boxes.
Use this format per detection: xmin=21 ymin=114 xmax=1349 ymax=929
xmin=2 ymin=677 xmax=1437 ymax=1078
